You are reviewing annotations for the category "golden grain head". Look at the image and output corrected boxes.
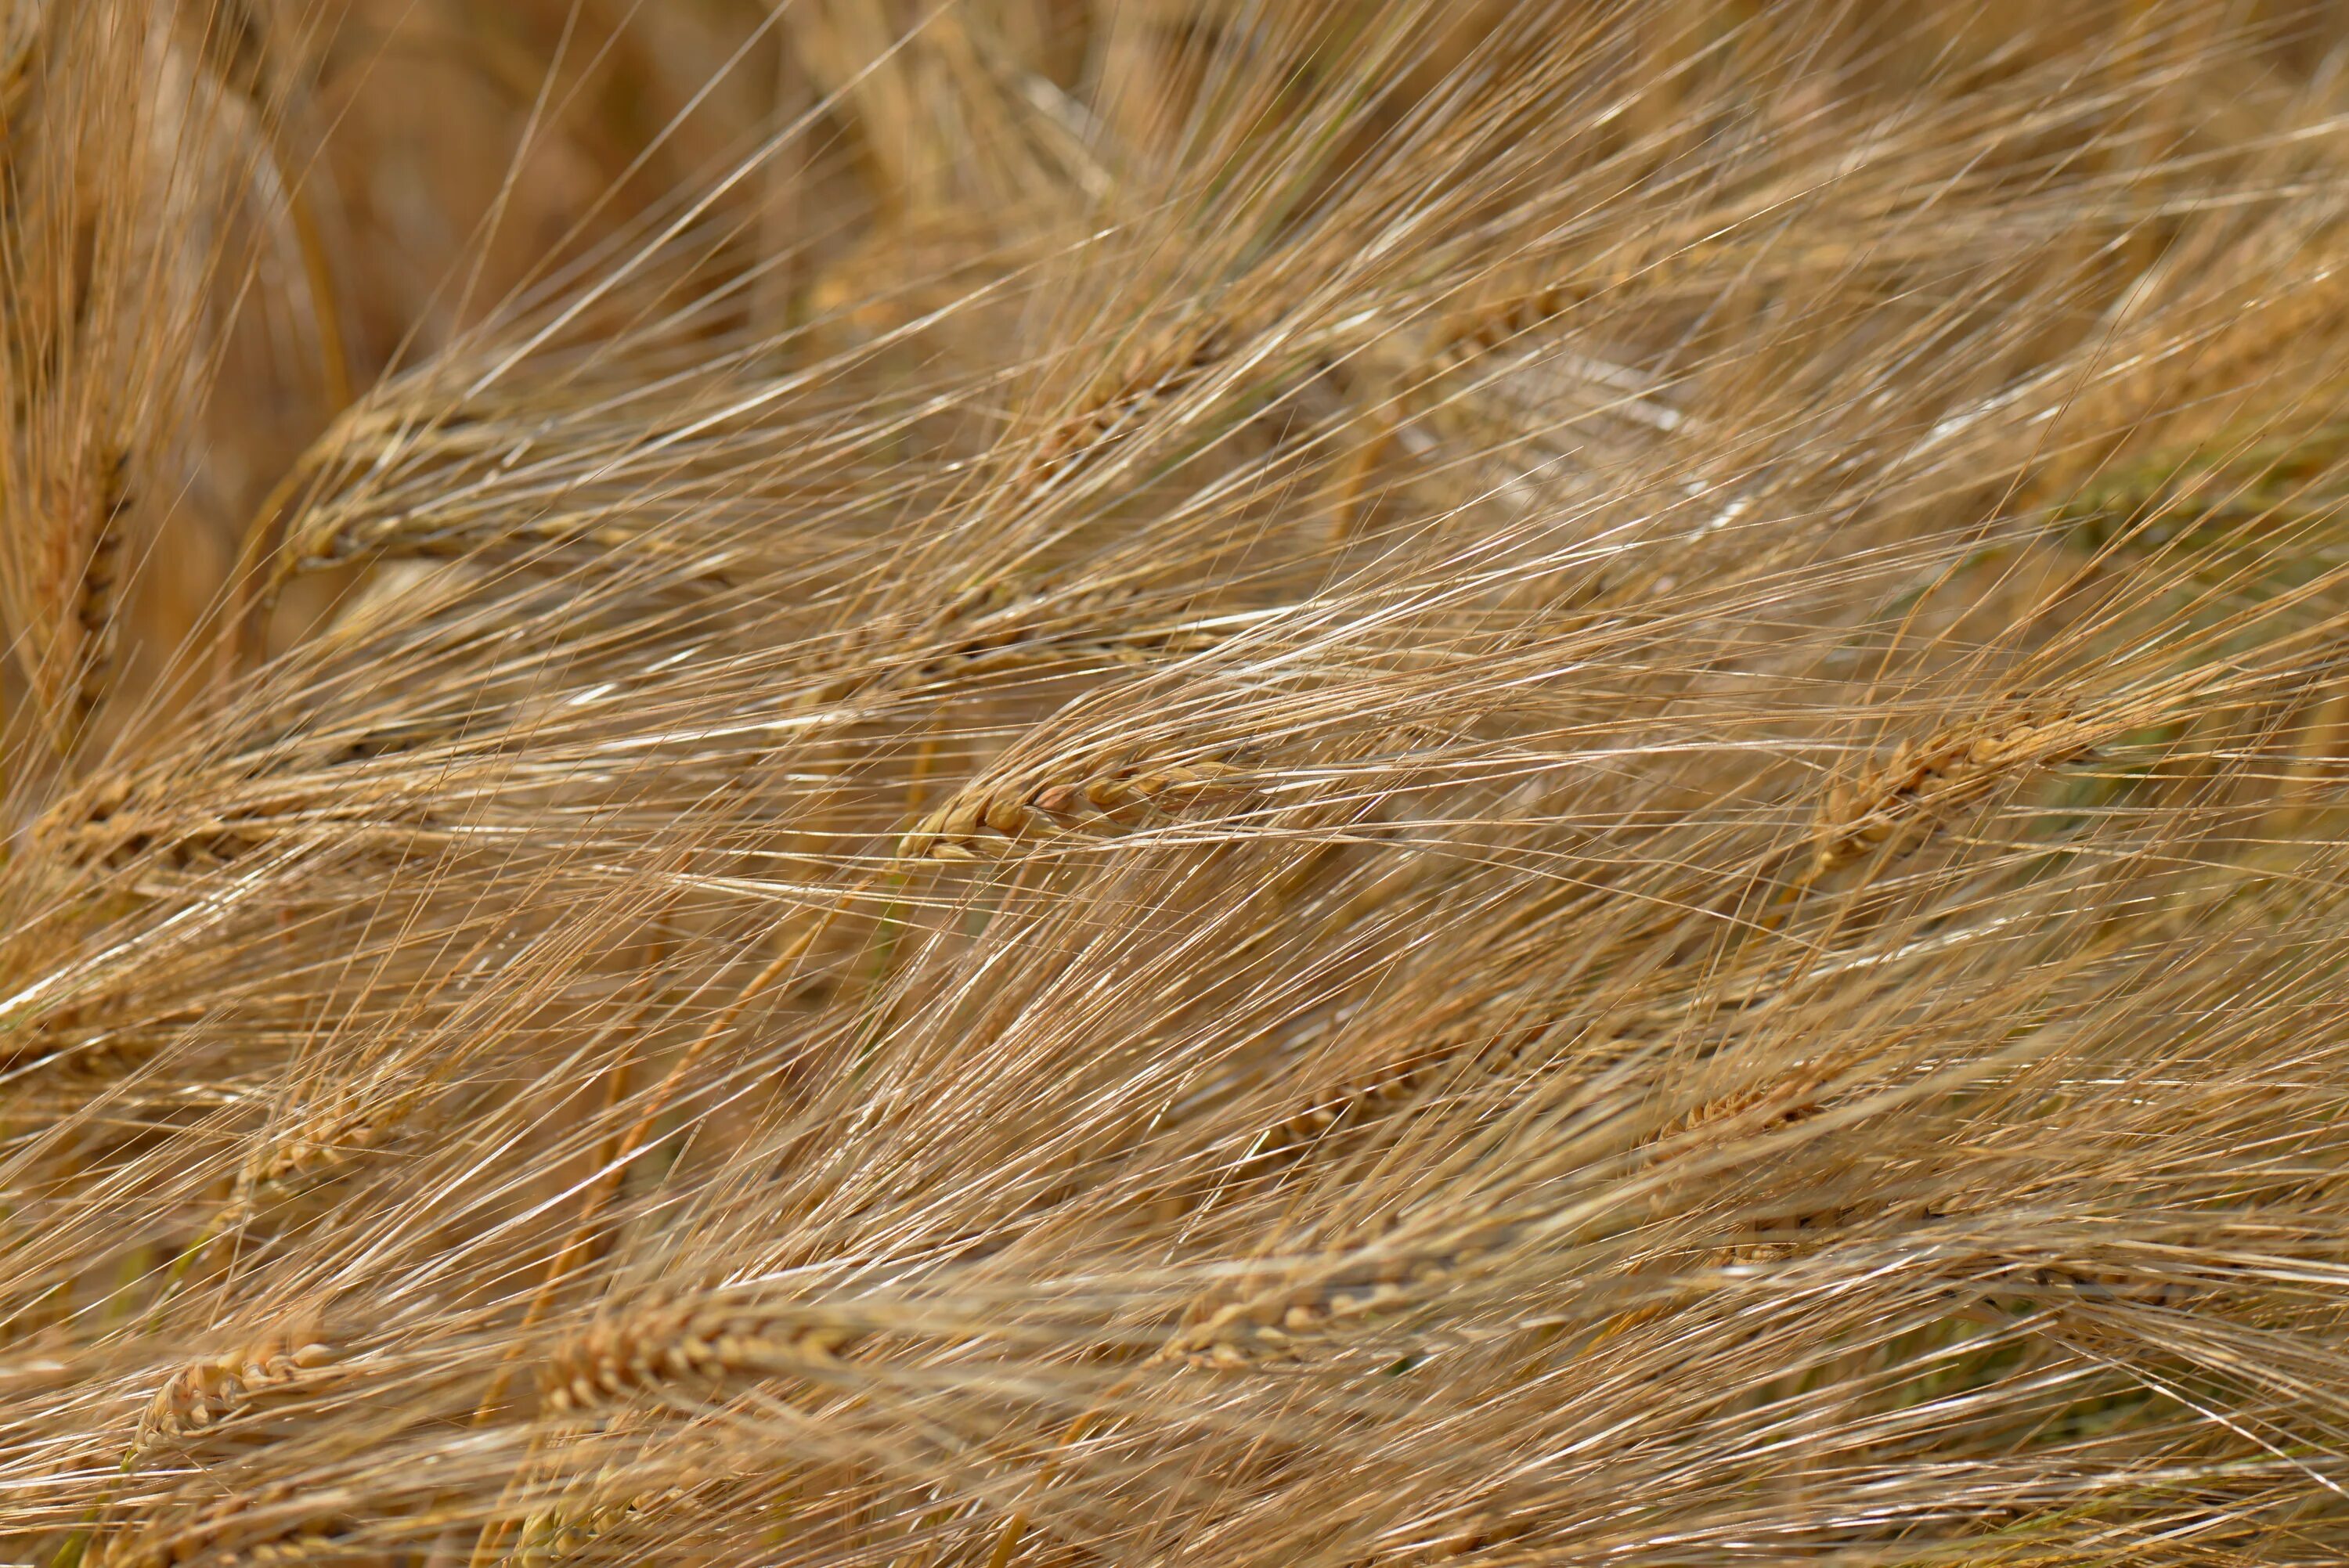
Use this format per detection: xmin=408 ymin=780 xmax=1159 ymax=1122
xmin=16 ymin=4 xmax=2349 ymax=1566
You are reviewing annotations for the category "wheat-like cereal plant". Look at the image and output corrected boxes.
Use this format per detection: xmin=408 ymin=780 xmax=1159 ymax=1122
xmin=24 ymin=3 xmax=2349 ymax=1566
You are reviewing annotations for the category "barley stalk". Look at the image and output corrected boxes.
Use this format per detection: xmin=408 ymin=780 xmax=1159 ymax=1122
xmin=132 ymin=1325 xmax=339 ymax=1454
xmin=1802 ymin=702 xmax=2127 ymax=886
xmin=538 ymin=1299 xmax=865 ymax=1415
xmin=900 ymin=756 xmax=1245 ymax=861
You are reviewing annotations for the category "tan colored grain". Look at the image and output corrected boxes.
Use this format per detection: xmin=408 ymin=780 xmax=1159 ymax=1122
xmin=900 ymin=757 xmax=1243 ymax=861
xmin=1803 ymin=705 xmax=2113 ymax=885
xmin=539 ymin=1298 xmax=862 ymax=1415
xmin=70 ymin=440 xmax=132 ymax=732
xmin=133 ymin=1324 xmax=338 ymax=1453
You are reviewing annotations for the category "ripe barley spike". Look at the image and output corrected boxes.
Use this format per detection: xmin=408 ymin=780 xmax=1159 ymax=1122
xmin=18 ymin=5 xmax=2349 ymax=1566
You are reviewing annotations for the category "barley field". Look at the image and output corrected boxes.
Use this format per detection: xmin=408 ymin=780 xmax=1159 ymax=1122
xmin=12 ymin=2 xmax=2349 ymax=1563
